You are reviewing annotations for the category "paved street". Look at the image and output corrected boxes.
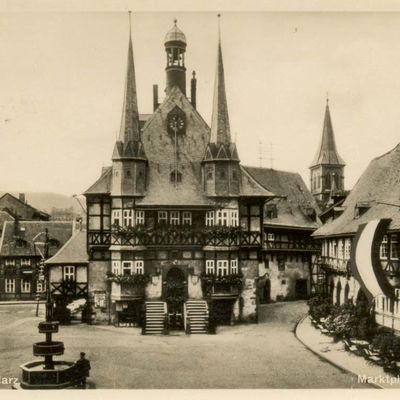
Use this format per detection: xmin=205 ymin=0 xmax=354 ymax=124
xmin=0 ymin=301 xmax=371 ymax=389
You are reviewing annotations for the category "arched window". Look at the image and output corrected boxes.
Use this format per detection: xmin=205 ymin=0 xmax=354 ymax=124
xmin=336 ymin=281 xmax=342 ymax=305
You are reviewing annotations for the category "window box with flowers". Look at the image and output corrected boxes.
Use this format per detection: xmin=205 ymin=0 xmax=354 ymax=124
xmin=201 ymin=272 xmax=243 ymax=296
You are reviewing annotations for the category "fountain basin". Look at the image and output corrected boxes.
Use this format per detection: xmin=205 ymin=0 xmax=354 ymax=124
xmin=33 ymin=341 xmax=64 ymax=356
xmin=20 ymin=360 xmax=76 ymax=389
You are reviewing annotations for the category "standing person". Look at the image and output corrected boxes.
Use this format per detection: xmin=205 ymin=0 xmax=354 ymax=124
xmin=75 ymin=352 xmax=91 ymax=388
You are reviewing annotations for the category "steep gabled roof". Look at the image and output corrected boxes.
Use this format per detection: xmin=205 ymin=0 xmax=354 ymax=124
xmin=45 ymin=230 xmax=88 ymax=265
xmin=0 ymin=221 xmax=73 ymax=257
xmin=313 ymin=143 xmax=400 ymax=237
xmin=310 ymin=102 xmax=345 ymax=167
xmin=84 ymin=167 xmax=112 ymax=195
xmin=0 ymin=193 xmax=50 ymax=220
xmin=244 ymin=166 xmax=321 ymax=229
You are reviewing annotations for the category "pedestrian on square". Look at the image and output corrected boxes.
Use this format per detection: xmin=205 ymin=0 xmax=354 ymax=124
xmin=75 ymin=352 xmax=91 ymax=388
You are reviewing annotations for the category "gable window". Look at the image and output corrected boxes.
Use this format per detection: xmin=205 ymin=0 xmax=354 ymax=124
xmin=112 ymin=210 xmax=121 ymax=226
xmin=135 ymin=211 xmax=145 ymax=225
xmin=206 ymin=260 xmax=215 ymax=274
xmin=112 ymin=260 xmax=121 ymax=275
xmin=122 ymin=261 xmax=133 ymax=276
xmin=134 ymin=260 xmax=144 ymax=275
xmin=206 ymin=211 xmax=215 ymax=226
xmin=64 ymin=266 xmax=75 ymax=281
xmin=182 ymin=211 xmax=192 ymax=225
xmin=380 ymin=235 xmax=389 ymax=259
xmin=170 ymin=211 xmax=180 ymax=225
xmin=170 ymin=170 xmax=182 ymax=183
xmin=5 ymin=279 xmax=15 ymax=293
xmin=158 ymin=211 xmax=168 ymax=224
xmin=217 ymin=260 xmax=229 ymax=276
xmin=21 ymin=279 xmax=31 ymax=293
xmin=391 ymin=234 xmax=399 ymax=260
xmin=123 ymin=210 xmax=134 ymax=227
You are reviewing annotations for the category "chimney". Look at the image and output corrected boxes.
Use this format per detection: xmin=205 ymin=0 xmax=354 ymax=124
xmin=191 ymin=71 xmax=197 ymax=109
xmin=19 ymin=193 xmax=26 ymax=203
xmin=153 ymin=84 xmax=159 ymax=111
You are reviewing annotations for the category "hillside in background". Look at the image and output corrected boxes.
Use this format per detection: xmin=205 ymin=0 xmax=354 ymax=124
xmin=0 ymin=192 xmax=86 ymax=216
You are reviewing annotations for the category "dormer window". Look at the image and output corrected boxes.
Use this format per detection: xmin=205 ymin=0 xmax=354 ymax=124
xmin=265 ymin=204 xmax=278 ymax=219
xmin=170 ymin=170 xmax=182 ymax=183
xmin=354 ymin=201 xmax=371 ymax=219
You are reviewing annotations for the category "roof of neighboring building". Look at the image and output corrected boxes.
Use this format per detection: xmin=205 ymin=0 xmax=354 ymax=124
xmin=84 ymin=167 xmax=112 ymax=195
xmin=45 ymin=230 xmax=88 ymax=265
xmin=0 ymin=193 xmax=50 ymax=220
xmin=310 ymin=102 xmax=345 ymax=167
xmin=0 ymin=221 xmax=73 ymax=257
xmin=0 ymin=210 xmax=14 ymax=229
xmin=313 ymin=143 xmax=400 ymax=237
xmin=244 ymin=166 xmax=321 ymax=230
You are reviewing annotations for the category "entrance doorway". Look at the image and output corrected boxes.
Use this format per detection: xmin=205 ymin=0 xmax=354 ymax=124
xmin=164 ymin=267 xmax=186 ymax=330
xmin=295 ymin=279 xmax=308 ymax=300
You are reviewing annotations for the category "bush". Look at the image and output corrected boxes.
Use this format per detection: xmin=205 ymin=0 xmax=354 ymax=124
xmin=307 ymin=295 xmax=332 ymax=322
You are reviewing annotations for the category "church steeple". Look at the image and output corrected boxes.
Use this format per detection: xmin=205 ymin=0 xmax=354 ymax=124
xmin=210 ymin=16 xmax=231 ymax=145
xmin=310 ymin=99 xmax=345 ymax=167
xmin=310 ymin=98 xmax=345 ymax=206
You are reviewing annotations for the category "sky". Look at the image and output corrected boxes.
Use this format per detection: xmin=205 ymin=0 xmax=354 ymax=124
xmin=2 ymin=11 xmax=400 ymax=195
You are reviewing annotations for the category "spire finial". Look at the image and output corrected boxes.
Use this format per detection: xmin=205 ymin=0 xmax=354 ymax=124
xmin=217 ymin=13 xmax=221 ymax=42
xmin=128 ymin=11 xmax=132 ymax=35
xmin=326 ymin=92 xmax=329 ymax=106
xmin=174 ymin=18 xmax=177 ymax=26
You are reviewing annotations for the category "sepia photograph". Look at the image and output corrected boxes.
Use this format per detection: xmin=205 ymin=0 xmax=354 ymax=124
xmin=2 ymin=1 xmax=400 ymax=394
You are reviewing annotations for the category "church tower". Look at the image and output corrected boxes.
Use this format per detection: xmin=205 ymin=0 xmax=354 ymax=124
xmin=203 ymin=16 xmax=240 ymax=197
xmin=111 ymin=15 xmax=147 ymax=197
xmin=310 ymin=99 xmax=345 ymax=207
xmin=164 ymin=19 xmax=187 ymax=95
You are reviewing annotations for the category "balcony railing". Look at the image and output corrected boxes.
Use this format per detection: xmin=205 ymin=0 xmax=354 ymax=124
xmin=88 ymin=227 xmax=262 ymax=248
xmin=50 ymin=281 xmax=88 ymax=298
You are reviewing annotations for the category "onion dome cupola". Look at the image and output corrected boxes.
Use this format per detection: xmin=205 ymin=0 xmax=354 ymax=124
xmin=203 ymin=15 xmax=240 ymax=197
xmin=111 ymin=13 xmax=147 ymax=197
xmin=164 ymin=19 xmax=187 ymax=95
xmin=309 ymin=98 xmax=345 ymax=205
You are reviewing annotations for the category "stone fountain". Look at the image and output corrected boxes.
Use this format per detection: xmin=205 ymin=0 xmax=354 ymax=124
xmin=18 ymin=257 xmax=76 ymax=389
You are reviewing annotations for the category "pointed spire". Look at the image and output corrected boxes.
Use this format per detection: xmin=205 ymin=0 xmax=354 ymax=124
xmin=210 ymin=14 xmax=231 ymax=144
xmin=310 ymin=99 xmax=345 ymax=167
xmin=119 ymin=11 xmax=140 ymax=144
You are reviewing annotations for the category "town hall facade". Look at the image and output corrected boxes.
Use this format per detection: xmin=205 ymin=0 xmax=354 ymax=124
xmin=84 ymin=19 xmax=273 ymax=333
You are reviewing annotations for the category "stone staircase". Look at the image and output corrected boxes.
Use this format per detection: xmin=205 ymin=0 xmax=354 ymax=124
xmin=185 ymin=300 xmax=209 ymax=334
xmin=142 ymin=301 xmax=168 ymax=335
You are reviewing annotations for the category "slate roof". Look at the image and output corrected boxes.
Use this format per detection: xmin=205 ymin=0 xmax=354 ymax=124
xmin=0 ymin=193 xmax=50 ymax=220
xmin=0 ymin=210 xmax=14 ymax=230
xmin=244 ymin=166 xmax=321 ymax=230
xmin=84 ymin=167 xmax=112 ymax=195
xmin=45 ymin=230 xmax=88 ymax=265
xmin=0 ymin=221 xmax=73 ymax=257
xmin=310 ymin=102 xmax=345 ymax=167
xmin=313 ymin=143 xmax=400 ymax=237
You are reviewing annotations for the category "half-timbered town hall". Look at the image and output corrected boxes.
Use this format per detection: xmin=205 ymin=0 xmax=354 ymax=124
xmin=83 ymin=19 xmax=274 ymax=333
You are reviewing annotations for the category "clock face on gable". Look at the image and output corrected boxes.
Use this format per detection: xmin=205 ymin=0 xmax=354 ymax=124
xmin=167 ymin=106 xmax=186 ymax=135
